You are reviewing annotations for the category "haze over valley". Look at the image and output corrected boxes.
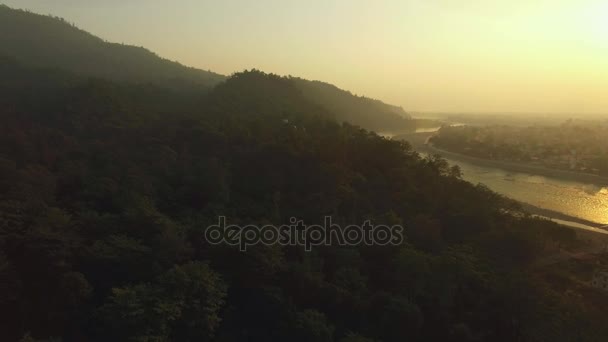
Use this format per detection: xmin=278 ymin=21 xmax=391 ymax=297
xmin=1 ymin=2 xmax=608 ymax=342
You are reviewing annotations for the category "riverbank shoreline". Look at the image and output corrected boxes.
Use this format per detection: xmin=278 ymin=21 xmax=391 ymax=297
xmin=392 ymin=132 xmax=608 ymax=232
xmin=395 ymin=132 xmax=608 ymax=186
xmin=518 ymin=202 xmax=607 ymax=233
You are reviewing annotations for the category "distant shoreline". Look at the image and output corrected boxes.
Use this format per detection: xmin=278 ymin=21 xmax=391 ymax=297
xmin=430 ymin=145 xmax=608 ymax=186
xmin=393 ymin=132 xmax=608 ymax=232
xmin=397 ymin=132 xmax=608 ymax=187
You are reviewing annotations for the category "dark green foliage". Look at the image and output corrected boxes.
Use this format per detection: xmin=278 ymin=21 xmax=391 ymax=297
xmin=96 ymin=262 xmax=226 ymax=341
xmin=1 ymin=6 xmax=608 ymax=341
xmin=1 ymin=65 xmax=605 ymax=341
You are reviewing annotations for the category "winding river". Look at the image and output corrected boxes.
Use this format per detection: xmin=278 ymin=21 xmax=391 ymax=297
xmin=385 ymin=129 xmax=608 ymax=230
xmin=439 ymin=157 xmax=608 ymax=226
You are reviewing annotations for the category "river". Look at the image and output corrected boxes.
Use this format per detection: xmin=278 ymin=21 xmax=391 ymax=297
xmin=436 ymin=156 xmax=608 ymax=227
xmin=386 ymin=129 xmax=608 ymax=231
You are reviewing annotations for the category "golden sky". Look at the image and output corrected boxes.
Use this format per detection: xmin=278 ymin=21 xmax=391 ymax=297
xmin=4 ymin=0 xmax=608 ymax=114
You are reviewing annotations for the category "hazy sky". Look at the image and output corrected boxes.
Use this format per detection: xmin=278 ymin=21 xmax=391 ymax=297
xmin=4 ymin=0 xmax=608 ymax=114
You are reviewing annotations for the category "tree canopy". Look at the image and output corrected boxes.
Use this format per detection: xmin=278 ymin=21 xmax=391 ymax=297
xmin=1 ymin=5 xmax=608 ymax=342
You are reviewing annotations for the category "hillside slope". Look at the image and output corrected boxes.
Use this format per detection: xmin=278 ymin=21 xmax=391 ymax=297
xmin=292 ymin=77 xmax=414 ymax=132
xmin=1 ymin=64 xmax=607 ymax=341
xmin=0 ymin=5 xmax=415 ymax=132
xmin=0 ymin=4 xmax=226 ymax=91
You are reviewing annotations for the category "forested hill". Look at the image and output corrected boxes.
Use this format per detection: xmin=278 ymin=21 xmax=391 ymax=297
xmin=2 ymin=59 xmax=608 ymax=341
xmin=0 ymin=4 xmax=226 ymax=91
xmin=292 ymin=78 xmax=414 ymax=132
xmin=0 ymin=4 xmax=414 ymax=133
xmin=3 ymin=5 xmax=608 ymax=341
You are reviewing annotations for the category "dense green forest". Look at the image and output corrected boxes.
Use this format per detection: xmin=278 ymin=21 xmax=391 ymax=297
xmin=2 ymin=4 xmax=608 ymax=342
xmin=3 ymin=59 xmax=608 ymax=342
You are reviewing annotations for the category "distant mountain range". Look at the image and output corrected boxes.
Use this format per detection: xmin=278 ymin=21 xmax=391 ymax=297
xmin=0 ymin=4 xmax=414 ymax=132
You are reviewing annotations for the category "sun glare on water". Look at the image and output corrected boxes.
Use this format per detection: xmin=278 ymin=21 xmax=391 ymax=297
xmin=597 ymin=187 xmax=608 ymax=224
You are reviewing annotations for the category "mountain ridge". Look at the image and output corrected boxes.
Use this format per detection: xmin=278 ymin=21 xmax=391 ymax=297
xmin=0 ymin=4 xmax=226 ymax=91
xmin=0 ymin=4 xmax=414 ymax=132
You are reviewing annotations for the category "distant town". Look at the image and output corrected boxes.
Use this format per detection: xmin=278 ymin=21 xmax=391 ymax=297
xmin=431 ymin=119 xmax=608 ymax=176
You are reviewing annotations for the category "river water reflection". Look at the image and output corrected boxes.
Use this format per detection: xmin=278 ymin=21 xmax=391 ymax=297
xmin=443 ymin=157 xmax=608 ymax=225
xmin=385 ymin=127 xmax=608 ymax=226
